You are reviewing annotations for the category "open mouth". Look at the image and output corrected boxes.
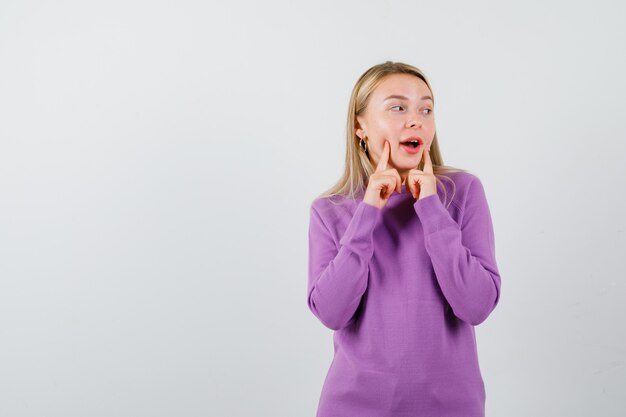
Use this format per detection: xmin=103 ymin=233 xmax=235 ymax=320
xmin=400 ymin=137 xmax=423 ymax=154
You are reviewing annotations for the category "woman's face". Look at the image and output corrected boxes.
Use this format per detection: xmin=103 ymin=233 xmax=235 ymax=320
xmin=356 ymin=73 xmax=435 ymax=175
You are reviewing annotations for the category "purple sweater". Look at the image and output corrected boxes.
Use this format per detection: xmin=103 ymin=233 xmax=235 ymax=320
xmin=307 ymin=171 xmax=501 ymax=417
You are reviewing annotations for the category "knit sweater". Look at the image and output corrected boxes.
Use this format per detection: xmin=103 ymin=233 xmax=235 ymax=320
xmin=307 ymin=171 xmax=501 ymax=417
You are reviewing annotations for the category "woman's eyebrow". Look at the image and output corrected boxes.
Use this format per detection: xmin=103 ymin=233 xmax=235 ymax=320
xmin=383 ymin=94 xmax=433 ymax=102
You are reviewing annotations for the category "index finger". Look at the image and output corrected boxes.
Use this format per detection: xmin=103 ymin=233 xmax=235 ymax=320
xmin=375 ymin=140 xmax=389 ymax=173
xmin=422 ymin=146 xmax=433 ymax=174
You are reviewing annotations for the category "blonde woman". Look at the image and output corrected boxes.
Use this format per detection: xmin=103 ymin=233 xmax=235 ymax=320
xmin=307 ymin=61 xmax=502 ymax=416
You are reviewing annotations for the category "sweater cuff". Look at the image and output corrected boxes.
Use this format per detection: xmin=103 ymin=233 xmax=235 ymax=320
xmin=413 ymin=194 xmax=457 ymax=235
xmin=338 ymin=201 xmax=381 ymax=259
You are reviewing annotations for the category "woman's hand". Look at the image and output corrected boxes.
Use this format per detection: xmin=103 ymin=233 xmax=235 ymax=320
xmin=363 ymin=140 xmax=402 ymax=209
xmin=406 ymin=146 xmax=437 ymax=200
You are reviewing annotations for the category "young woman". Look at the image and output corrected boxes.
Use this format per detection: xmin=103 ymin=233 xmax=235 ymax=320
xmin=307 ymin=61 xmax=502 ymax=417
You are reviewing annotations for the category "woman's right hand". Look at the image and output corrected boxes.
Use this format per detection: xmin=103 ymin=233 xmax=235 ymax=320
xmin=363 ymin=140 xmax=402 ymax=209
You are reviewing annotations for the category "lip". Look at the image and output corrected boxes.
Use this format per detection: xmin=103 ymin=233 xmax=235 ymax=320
xmin=399 ymin=136 xmax=424 ymax=155
xmin=400 ymin=136 xmax=423 ymax=145
xmin=400 ymin=142 xmax=422 ymax=154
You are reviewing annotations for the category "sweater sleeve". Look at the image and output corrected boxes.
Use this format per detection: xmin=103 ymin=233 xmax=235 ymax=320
xmin=307 ymin=200 xmax=381 ymax=330
xmin=413 ymin=177 xmax=501 ymax=325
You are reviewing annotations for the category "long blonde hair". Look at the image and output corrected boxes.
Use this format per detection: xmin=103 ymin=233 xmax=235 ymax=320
xmin=318 ymin=61 xmax=468 ymax=208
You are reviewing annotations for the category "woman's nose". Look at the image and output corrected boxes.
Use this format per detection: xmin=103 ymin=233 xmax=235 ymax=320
xmin=406 ymin=118 xmax=423 ymax=128
xmin=406 ymin=109 xmax=424 ymax=128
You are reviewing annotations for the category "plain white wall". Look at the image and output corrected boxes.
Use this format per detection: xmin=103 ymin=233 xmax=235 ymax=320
xmin=1 ymin=0 xmax=625 ymax=416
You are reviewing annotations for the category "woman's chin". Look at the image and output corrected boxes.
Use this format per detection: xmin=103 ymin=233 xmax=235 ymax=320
xmin=395 ymin=150 xmax=422 ymax=165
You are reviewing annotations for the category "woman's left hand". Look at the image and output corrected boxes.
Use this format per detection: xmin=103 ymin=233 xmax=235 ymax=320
xmin=406 ymin=146 xmax=437 ymax=200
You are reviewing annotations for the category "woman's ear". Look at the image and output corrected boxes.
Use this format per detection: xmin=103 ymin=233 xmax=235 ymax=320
xmin=355 ymin=117 xmax=366 ymax=140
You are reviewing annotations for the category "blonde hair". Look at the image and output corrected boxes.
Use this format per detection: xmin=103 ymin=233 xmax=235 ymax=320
xmin=317 ymin=61 xmax=469 ymax=208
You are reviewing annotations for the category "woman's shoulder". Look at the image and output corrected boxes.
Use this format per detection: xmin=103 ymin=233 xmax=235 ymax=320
xmin=309 ymin=192 xmax=360 ymax=222
xmin=440 ymin=170 xmax=481 ymax=187
xmin=437 ymin=170 xmax=487 ymax=210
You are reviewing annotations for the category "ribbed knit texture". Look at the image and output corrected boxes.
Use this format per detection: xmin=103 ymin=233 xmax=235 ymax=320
xmin=307 ymin=171 xmax=501 ymax=417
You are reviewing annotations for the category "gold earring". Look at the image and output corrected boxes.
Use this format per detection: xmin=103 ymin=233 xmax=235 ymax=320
xmin=359 ymin=136 xmax=368 ymax=153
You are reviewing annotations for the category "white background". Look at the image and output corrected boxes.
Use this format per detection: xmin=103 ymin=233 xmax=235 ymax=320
xmin=1 ymin=0 xmax=625 ymax=416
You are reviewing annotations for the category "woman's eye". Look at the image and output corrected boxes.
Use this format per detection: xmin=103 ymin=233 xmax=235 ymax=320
xmin=391 ymin=106 xmax=404 ymax=111
xmin=423 ymin=108 xmax=433 ymax=115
